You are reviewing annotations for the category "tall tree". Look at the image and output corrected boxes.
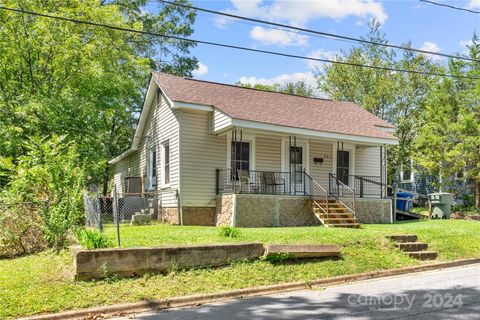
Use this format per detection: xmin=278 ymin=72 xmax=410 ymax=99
xmin=317 ymin=21 xmax=441 ymax=182
xmin=0 ymin=0 xmax=197 ymax=194
xmin=415 ymin=34 xmax=480 ymax=207
xmin=235 ymin=80 xmax=316 ymax=97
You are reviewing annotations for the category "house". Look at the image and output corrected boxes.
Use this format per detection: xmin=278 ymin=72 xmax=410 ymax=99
xmin=109 ymin=72 xmax=398 ymax=227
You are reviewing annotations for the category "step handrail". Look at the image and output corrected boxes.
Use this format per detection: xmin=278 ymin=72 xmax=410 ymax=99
xmin=329 ymin=173 xmax=356 ymax=218
xmin=304 ymin=171 xmax=329 ymax=219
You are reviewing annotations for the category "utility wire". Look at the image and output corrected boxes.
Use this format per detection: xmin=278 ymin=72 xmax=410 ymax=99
xmin=419 ymin=0 xmax=480 ymax=14
xmin=1 ymin=5 xmax=479 ymax=80
xmin=160 ymin=0 xmax=479 ymax=63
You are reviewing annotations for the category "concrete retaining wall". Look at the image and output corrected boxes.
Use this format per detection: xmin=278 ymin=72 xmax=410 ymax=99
xmin=215 ymin=194 xmax=319 ymax=227
xmin=355 ymin=198 xmax=392 ymax=224
xmin=74 ymin=242 xmax=264 ymax=281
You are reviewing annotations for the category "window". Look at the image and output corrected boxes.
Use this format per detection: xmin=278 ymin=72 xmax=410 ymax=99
xmin=162 ymin=141 xmax=170 ymax=186
xmin=290 ymin=146 xmax=303 ymax=184
xmin=147 ymin=147 xmax=157 ymax=190
xmin=336 ymin=150 xmax=350 ymax=185
xmin=231 ymin=141 xmax=250 ymax=179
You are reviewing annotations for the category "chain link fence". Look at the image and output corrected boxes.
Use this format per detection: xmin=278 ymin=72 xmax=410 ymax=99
xmin=82 ymin=188 xmax=179 ymax=246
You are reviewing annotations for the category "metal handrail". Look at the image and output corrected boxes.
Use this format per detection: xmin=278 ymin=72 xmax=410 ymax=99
xmin=304 ymin=171 xmax=329 ymax=219
xmin=329 ymin=173 xmax=356 ymax=217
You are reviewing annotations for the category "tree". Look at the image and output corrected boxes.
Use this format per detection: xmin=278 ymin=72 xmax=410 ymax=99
xmin=317 ymin=21 xmax=441 ymax=182
xmin=415 ymin=34 xmax=480 ymax=207
xmin=0 ymin=0 xmax=197 ymax=195
xmin=236 ymin=80 xmax=317 ymax=97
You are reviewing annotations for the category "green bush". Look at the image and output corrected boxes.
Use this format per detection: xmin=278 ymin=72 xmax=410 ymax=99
xmin=76 ymin=228 xmax=112 ymax=249
xmin=219 ymin=226 xmax=240 ymax=238
xmin=1 ymin=136 xmax=84 ymax=252
xmin=263 ymin=252 xmax=291 ymax=264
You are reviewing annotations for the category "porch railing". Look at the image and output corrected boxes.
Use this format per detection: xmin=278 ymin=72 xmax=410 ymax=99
xmin=329 ymin=173 xmax=356 ymax=216
xmin=304 ymin=171 xmax=329 ymax=218
xmin=217 ymin=168 xmax=299 ymax=195
xmin=346 ymin=175 xmax=386 ymax=198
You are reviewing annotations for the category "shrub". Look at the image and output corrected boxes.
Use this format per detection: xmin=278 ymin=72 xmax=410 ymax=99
xmin=76 ymin=228 xmax=112 ymax=249
xmin=264 ymin=252 xmax=291 ymax=264
xmin=0 ymin=202 xmax=46 ymax=258
xmin=1 ymin=136 xmax=84 ymax=252
xmin=219 ymin=226 xmax=240 ymax=238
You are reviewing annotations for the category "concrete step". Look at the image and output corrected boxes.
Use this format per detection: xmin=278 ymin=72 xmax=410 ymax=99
xmin=386 ymin=234 xmax=418 ymax=243
xmin=264 ymin=244 xmax=341 ymax=259
xmin=316 ymin=213 xmax=354 ymax=219
xmin=321 ymin=217 xmax=358 ymax=223
xmin=407 ymin=251 xmax=438 ymax=260
xmin=396 ymin=242 xmax=428 ymax=252
xmin=326 ymin=223 xmax=361 ymax=228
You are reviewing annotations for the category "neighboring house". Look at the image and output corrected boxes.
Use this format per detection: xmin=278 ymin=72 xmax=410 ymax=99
xmin=400 ymin=162 xmax=475 ymax=205
xmin=109 ymin=72 xmax=398 ymax=227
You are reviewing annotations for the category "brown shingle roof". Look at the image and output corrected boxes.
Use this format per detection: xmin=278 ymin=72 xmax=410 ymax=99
xmin=153 ymin=72 xmax=396 ymax=141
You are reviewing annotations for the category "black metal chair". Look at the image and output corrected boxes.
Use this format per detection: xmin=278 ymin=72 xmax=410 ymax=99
xmin=263 ymin=171 xmax=285 ymax=194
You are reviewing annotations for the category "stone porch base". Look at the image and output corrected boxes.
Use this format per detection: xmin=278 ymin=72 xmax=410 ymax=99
xmin=215 ymin=194 xmax=393 ymax=227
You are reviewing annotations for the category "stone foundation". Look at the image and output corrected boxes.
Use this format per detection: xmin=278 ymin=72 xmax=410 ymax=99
xmin=182 ymin=207 xmax=216 ymax=226
xmin=215 ymin=194 xmax=319 ymax=227
xmin=158 ymin=207 xmax=179 ymax=224
xmin=355 ymin=198 xmax=392 ymax=224
xmin=215 ymin=194 xmax=234 ymax=226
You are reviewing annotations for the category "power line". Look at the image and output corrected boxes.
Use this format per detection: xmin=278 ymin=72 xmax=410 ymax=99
xmin=0 ymin=5 xmax=479 ymax=80
xmin=420 ymin=0 xmax=480 ymax=14
xmin=160 ymin=0 xmax=479 ymax=63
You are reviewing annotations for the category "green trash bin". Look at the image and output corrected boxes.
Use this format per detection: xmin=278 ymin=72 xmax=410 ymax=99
xmin=428 ymin=192 xmax=453 ymax=219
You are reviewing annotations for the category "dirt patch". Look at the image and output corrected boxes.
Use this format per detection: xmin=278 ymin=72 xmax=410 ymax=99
xmin=451 ymin=212 xmax=480 ymax=221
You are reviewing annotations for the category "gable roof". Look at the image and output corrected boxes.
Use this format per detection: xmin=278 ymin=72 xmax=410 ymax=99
xmin=153 ymin=72 xmax=396 ymax=141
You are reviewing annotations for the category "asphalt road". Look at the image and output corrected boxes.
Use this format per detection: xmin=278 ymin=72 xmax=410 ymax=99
xmin=112 ymin=263 xmax=480 ymax=320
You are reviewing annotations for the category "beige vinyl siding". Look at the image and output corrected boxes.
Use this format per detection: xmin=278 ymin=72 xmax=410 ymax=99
xmin=211 ymin=109 xmax=232 ymax=133
xmin=112 ymin=90 xmax=180 ymax=207
xmin=309 ymin=141 xmax=333 ymax=188
xmin=255 ymin=136 xmax=282 ymax=172
xmin=355 ymin=146 xmax=381 ymax=176
xmin=355 ymin=146 xmax=382 ymax=197
xmin=180 ymin=109 xmax=227 ymax=207
xmin=113 ymin=157 xmax=129 ymax=196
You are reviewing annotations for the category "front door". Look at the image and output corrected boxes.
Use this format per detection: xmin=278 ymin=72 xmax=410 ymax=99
xmin=290 ymin=146 xmax=304 ymax=193
xmin=336 ymin=150 xmax=350 ymax=185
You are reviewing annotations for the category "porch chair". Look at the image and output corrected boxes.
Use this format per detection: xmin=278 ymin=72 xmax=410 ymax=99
xmin=238 ymin=170 xmax=260 ymax=193
xmin=263 ymin=171 xmax=286 ymax=194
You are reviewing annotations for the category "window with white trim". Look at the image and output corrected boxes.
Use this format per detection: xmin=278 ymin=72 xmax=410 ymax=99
xmin=161 ymin=141 xmax=170 ymax=186
xmin=147 ymin=146 xmax=157 ymax=190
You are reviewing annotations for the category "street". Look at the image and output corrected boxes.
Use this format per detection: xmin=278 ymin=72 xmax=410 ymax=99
xmin=111 ymin=263 xmax=480 ymax=320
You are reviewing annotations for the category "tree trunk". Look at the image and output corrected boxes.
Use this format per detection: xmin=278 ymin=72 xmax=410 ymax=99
xmin=476 ymin=179 xmax=480 ymax=208
xmin=102 ymin=164 xmax=110 ymax=196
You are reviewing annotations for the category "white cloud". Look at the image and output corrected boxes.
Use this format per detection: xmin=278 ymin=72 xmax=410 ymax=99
xmin=192 ymin=62 xmax=208 ymax=77
xmin=219 ymin=0 xmax=388 ymax=28
xmin=238 ymin=71 xmax=317 ymax=88
xmin=307 ymin=49 xmax=339 ymax=70
xmin=419 ymin=41 xmax=442 ymax=60
xmin=467 ymin=0 xmax=480 ymax=9
xmin=249 ymin=27 xmax=308 ymax=46
xmin=218 ymin=0 xmax=387 ymax=46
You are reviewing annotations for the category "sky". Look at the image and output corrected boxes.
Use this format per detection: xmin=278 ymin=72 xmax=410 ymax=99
xmin=164 ymin=0 xmax=480 ymax=86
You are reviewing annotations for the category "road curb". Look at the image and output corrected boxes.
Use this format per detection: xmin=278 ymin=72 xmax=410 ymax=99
xmin=20 ymin=257 xmax=480 ymax=320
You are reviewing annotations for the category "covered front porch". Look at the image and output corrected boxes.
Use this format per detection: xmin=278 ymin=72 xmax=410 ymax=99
xmin=215 ymin=129 xmax=389 ymax=200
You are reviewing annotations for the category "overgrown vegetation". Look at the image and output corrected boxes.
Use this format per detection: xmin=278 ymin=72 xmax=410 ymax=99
xmin=76 ymin=228 xmax=113 ymax=250
xmin=2 ymin=221 xmax=480 ymax=319
xmin=0 ymin=137 xmax=83 ymax=256
xmin=219 ymin=226 xmax=240 ymax=238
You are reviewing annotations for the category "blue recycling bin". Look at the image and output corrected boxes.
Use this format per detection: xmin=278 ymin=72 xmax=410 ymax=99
xmin=396 ymin=191 xmax=414 ymax=211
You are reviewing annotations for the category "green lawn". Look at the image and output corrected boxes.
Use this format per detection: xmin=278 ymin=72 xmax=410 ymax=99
xmin=1 ymin=220 xmax=479 ymax=319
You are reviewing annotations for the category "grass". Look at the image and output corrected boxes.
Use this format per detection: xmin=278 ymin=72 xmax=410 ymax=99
xmin=1 ymin=220 xmax=479 ymax=319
